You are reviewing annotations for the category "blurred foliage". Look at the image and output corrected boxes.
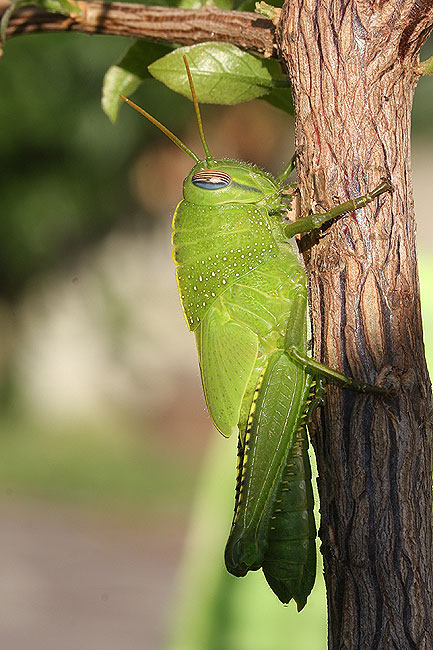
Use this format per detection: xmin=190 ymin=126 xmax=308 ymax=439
xmin=0 ymin=416 xmax=198 ymax=511
xmin=0 ymin=33 xmax=193 ymax=299
xmin=419 ymin=255 xmax=433 ymax=373
xmin=414 ymin=36 xmax=433 ymax=133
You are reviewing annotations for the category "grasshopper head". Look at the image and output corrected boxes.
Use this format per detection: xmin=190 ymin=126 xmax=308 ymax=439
xmin=183 ymin=159 xmax=279 ymax=206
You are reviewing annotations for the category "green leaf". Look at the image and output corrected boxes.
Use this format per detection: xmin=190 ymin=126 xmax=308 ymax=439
xmin=148 ymin=43 xmax=290 ymax=105
xmin=102 ymin=42 xmax=172 ymax=123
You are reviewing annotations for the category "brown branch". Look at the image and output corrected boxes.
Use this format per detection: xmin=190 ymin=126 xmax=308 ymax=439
xmin=0 ymin=1 xmax=276 ymax=57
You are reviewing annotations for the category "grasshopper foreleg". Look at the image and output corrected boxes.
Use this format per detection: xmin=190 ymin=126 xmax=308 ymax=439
xmin=284 ymin=178 xmax=392 ymax=239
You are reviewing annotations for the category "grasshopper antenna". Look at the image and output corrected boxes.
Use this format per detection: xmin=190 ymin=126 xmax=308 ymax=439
xmin=119 ymin=94 xmax=200 ymax=163
xmin=183 ymin=56 xmax=213 ymax=165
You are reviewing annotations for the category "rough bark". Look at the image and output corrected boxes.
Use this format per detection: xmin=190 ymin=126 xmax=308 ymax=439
xmin=277 ymin=1 xmax=433 ymax=648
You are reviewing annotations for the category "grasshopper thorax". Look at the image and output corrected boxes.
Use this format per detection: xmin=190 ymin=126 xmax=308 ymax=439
xmin=183 ymin=159 xmax=279 ymax=206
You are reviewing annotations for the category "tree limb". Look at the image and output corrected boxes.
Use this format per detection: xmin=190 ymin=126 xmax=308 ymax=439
xmin=0 ymin=1 xmax=276 ymax=57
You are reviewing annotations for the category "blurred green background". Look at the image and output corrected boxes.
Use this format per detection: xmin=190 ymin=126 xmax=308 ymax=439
xmin=0 ymin=27 xmax=432 ymax=650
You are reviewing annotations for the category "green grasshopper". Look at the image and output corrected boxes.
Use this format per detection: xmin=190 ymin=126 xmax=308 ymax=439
xmin=121 ymin=58 xmax=391 ymax=610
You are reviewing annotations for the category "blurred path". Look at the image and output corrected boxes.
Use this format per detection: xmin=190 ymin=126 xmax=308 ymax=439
xmin=0 ymin=500 xmax=185 ymax=650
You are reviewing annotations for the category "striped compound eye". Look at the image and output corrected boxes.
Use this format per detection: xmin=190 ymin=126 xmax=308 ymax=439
xmin=191 ymin=169 xmax=231 ymax=190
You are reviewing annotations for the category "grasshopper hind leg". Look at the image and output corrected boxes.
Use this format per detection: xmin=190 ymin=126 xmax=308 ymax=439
xmin=286 ymin=346 xmax=390 ymax=397
xmin=261 ymin=380 xmax=324 ymax=610
xmin=261 ymin=422 xmax=316 ymax=610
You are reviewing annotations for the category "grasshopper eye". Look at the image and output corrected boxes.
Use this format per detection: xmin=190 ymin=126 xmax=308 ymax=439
xmin=192 ymin=170 xmax=231 ymax=190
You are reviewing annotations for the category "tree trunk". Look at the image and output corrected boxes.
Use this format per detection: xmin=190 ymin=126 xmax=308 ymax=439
xmin=277 ymin=1 xmax=433 ymax=648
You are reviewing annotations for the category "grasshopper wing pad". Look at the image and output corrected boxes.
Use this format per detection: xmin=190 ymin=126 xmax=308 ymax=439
xmin=172 ymin=201 xmax=277 ymax=331
xmin=196 ymin=304 xmax=259 ymax=438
